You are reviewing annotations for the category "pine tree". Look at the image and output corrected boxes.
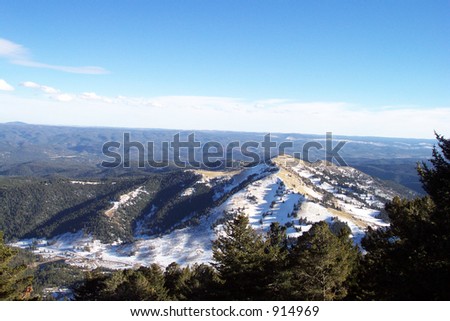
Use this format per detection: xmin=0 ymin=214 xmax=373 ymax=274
xmin=183 ymin=263 xmax=222 ymax=300
xmin=115 ymin=266 xmax=169 ymax=300
xmin=264 ymin=222 xmax=290 ymax=299
xmin=0 ymin=232 xmax=33 ymax=300
xmin=74 ymin=269 xmax=110 ymax=300
xmin=75 ymin=264 xmax=168 ymax=300
xmin=212 ymin=214 xmax=272 ymax=300
xmin=163 ymin=262 xmax=222 ymax=300
xmin=281 ymin=222 xmax=358 ymax=300
xmin=266 ymin=222 xmax=288 ymax=261
xmin=357 ymin=133 xmax=450 ymax=300
xmin=164 ymin=262 xmax=192 ymax=300
xmin=418 ymin=133 xmax=450 ymax=207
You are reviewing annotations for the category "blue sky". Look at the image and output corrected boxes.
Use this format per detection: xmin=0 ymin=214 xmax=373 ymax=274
xmin=0 ymin=0 xmax=449 ymax=138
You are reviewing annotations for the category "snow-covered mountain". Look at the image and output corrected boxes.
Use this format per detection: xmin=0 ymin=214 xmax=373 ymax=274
xmin=14 ymin=155 xmax=414 ymax=269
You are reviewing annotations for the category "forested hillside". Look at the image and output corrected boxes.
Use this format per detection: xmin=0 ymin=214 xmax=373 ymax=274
xmin=0 ymin=170 xmax=214 ymax=243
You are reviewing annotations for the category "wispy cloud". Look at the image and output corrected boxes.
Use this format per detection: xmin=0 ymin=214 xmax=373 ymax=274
xmin=53 ymin=93 xmax=75 ymax=102
xmin=21 ymin=81 xmax=58 ymax=94
xmin=20 ymin=80 xmax=74 ymax=101
xmin=0 ymin=79 xmax=14 ymax=91
xmin=16 ymin=60 xmax=108 ymax=75
xmin=0 ymin=38 xmax=109 ymax=75
xmin=0 ymin=38 xmax=27 ymax=60
xmin=80 ymin=92 xmax=113 ymax=103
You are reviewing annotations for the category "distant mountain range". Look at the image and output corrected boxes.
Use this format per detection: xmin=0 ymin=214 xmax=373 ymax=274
xmin=0 ymin=122 xmax=434 ymax=193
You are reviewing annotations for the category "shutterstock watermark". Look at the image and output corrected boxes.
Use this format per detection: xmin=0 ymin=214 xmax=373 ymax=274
xmin=101 ymin=132 xmax=347 ymax=169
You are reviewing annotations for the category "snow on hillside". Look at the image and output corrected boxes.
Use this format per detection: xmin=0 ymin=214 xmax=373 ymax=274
xmin=210 ymin=173 xmax=303 ymax=238
xmin=190 ymin=169 xmax=233 ymax=187
xmin=70 ymin=180 xmax=101 ymax=185
xmin=180 ymin=187 xmax=196 ymax=197
xmin=14 ymin=157 xmax=395 ymax=269
xmin=212 ymin=163 xmax=273 ymax=200
xmin=104 ymin=186 xmax=148 ymax=218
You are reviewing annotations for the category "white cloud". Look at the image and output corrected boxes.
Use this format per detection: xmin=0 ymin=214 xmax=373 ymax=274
xmin=53 ymin=93 xmax=74 ymax=102
xmin=80 ymin=92 xmax=102 ymax=100
xmin=0 ymin=38 xmax=28 ymax=60
xmin=21 ymin=81 xmax=59 ymax=94
xmin=21 ymin=80 xmax=73 ymax=101
xmin=21 ymin=82 xmax=110 ymax=103
xmin=0 ymin=38 xmax=109 ymax=75
xmin=15 ymin=60 xmax=109 ymax=75
xmin=21 ymin=81 xmax=40 ymax=89
xmin=0 ymin=79 xmax=14 ymax=91
xmin=80 ymin=92 xmax=113 ymax=103
xmin=40 ymin=85 xmax=59 ymax=94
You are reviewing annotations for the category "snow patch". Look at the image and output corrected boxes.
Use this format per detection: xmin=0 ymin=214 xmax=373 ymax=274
xmin=181 ymin=187 xmax=195 ymax=197
xmin=70 ymin=180 xmax=101 ymax=185
xmin=105 ymin=186 xmax=148 ymax=218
